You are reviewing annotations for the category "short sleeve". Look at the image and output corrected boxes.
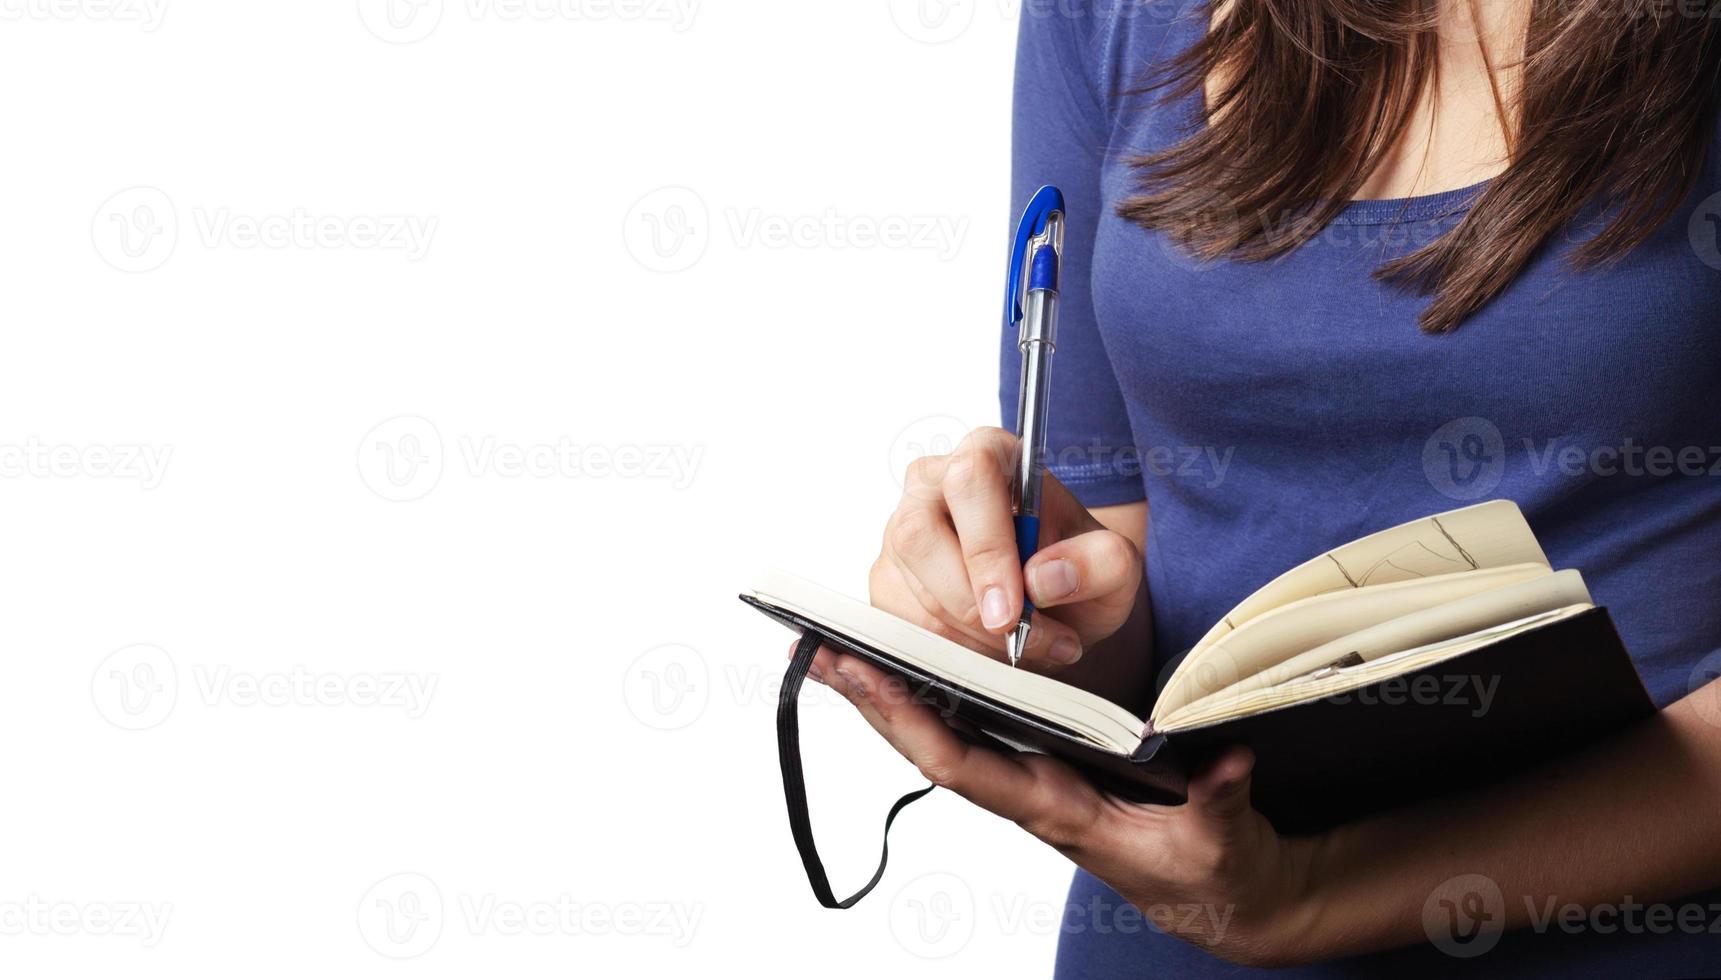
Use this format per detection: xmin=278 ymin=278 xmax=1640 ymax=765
xmin=1001 ymin=2 xmax=1144 ymax=507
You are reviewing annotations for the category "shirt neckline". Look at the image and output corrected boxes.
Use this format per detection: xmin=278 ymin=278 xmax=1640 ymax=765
xmin=1162 ymin=10 xmax=1493 ymax=229
xmin=1327 ymin=179 xmax=1493 ymax=226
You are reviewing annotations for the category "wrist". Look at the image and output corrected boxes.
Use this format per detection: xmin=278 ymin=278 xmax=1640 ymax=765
xmin=1251 ymin=831 xmax=1343 ymax=967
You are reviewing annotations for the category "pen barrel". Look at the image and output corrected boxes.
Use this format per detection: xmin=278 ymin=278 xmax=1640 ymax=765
xmin=1013 ymin=287 xmax=1058 ymax=519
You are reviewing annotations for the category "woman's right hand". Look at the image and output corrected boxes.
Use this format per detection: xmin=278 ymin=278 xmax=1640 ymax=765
xmin=870 ymin=427 xmax=1143 ymax=672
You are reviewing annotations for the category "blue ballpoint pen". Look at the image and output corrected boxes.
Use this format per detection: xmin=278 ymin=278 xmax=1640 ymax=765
xmin=1004 ymin=186 xmax=1066 ymax=667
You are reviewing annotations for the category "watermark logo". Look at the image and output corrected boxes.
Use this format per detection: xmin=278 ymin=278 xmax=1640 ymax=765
xmin=92 ymin=187 xmax=177 ymax=273
xmin=1155 ymin=189 xmax=1238 ymax=273
xmin=1422 ymin=873 xmax=1505 ymax=958
xmin=1423 ymin=416 xmax=1506 ymax=500
xmin=887 ymin=414 xmax=971 ymax=499
xmin=91 ymin=644 xmax=178 ymax=731
xmin=358 ymin=415 xmax=445 ymax=503
xmin=624 ymin=186 xmax=709 ymax=273
xmin=1156 ymin=647 xmax=1243 ymax=713
xmin=1689 ymin=189 xmax=1721 ymax=272
xmin=623 ymin=644 xmax=708 ymax=730
xmin=889 ymin=872 xmax=975 ymax=959
xmin=888 ymin=0 xmax=976 ymax=44
xmin=358 ymin=0 xmax=443 ymax=42
xmin=358 ymin=872 xmax=443 ymax=959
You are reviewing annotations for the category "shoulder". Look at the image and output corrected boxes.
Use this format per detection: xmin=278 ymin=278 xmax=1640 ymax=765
xmin=1016 ymin=0 xmax=1205 ymax=137
xmin=1019 ymin=0 xmax=1201 ymax=90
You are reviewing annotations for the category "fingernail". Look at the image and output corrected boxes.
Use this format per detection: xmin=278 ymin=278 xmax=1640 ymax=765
xmin=1049 ymin=636 xmax=1082 ymax=665
xmin=808 ymin=663 xmax=824 ymax=683
xmin=1030 ymin=559 xmax=1078 ymax=602
xmin=980 ymin=587 xmax=1012 ymax=630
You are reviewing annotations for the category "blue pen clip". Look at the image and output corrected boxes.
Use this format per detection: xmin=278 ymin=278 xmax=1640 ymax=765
xmin=1004 ymin=185 xmax=1066 ymax=335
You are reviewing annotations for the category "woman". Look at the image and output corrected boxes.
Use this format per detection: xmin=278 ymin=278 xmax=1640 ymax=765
xmin=807 ymin=0 xmax=1721 ymax=974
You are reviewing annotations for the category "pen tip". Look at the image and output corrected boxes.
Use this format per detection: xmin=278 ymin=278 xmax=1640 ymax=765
xmin=1006 ymin=623 xmax=1030 ymax=668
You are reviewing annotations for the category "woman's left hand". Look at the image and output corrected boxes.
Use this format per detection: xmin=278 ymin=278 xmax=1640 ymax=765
xmin=807 ymin=644 xmax=1326 ymax=968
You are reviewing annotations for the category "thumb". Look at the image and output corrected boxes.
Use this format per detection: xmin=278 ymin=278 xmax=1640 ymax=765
xmin=1185 ymin=746 xmax=1256 ymax=825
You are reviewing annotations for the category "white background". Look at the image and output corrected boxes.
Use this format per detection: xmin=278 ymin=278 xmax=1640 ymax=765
xmin=0 ymin=1 xmax=1082 ymax=976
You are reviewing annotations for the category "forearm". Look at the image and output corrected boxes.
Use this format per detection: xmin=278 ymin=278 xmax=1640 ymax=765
xmin=1292 ymin=680 xmax=1721 ymax=959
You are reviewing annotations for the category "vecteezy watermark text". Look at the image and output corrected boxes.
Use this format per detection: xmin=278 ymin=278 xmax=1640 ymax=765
xmin=192 ymin=665 xmax=437 ymax=718
xmin=1424 ymin=416 xmax=1721 ymax=500
xmin=0 ymin=897 xmax=172 ymax=947
xmin=457 ymin=893 xmax=701 ymax=944
xmin=885 ymin=419 xmax=1237 ymax=498
xmin=0 ymin=0 xmax=168 ymax=29
xmin=0 ymin=439 xmax=171 ymax=489
xmin=92 ymin=644 xmax=439 ymax=730
xmin=457 ymin=436 xmax=701 ymax=486
xmin=358 ymin=415 xmax=704 ymax=503
xmin=359 ymin=0 xmax=702 ymax=43
xmin=191 ymin=208 xmax=437 ymax=259
xmin=357 ymin=872 xmax=702 ymax=959
xmin=1424 ymin=872 xmax=1721 ymax=958
xmin=888 ymin=0 xmax=1198 ymax=46
xmin=888 ymin=871 xmax=1236 ymax=959
xmin=623 ymin=186 xmax=971 ymax=273
xmin=1323 ymin=673 xmax=1500 ymax=718
xmin=93 ymin=187 xmax=438 ymax=273
xmin=725 ymin=207 xmax=969 ymax=261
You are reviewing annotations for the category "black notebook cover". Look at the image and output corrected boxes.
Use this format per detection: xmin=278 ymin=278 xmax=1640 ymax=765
xmin=744 ymin=597 xmax=1654 ymax=832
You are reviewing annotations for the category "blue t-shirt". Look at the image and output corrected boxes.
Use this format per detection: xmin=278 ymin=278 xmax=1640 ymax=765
xmin=1002 ymin=2 xmax=1721 ymax=976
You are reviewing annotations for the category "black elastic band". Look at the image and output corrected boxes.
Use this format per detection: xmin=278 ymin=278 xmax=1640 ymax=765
xmin=777 ymin=628 xmax=935 ymax=909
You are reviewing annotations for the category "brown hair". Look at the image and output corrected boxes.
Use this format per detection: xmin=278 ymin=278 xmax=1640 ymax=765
xmin=1118 ymin=0 xmax=1721 ymax=332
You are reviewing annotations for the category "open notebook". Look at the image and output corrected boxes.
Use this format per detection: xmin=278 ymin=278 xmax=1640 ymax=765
xmin=745 ymin=501 xmax=1654 ymax=839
